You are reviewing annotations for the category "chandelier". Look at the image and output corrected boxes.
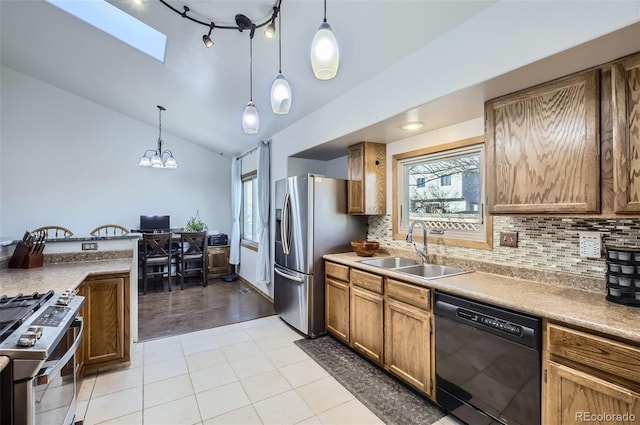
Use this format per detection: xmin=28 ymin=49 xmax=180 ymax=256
xmin=138 ymin=105 xmax=178 ymax=169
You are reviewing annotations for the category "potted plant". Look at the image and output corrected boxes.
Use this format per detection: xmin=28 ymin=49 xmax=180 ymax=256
xmin=185 ymin=210 xmax=208 ymax=232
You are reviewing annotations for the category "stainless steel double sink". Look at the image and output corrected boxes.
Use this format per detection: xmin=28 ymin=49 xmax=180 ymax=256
xmin=358 ymin=257 xmax=469 ymax=280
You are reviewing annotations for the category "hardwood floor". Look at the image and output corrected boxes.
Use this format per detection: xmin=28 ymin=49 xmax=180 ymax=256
xmin=137 ymin=277 xmax=275 ymax=341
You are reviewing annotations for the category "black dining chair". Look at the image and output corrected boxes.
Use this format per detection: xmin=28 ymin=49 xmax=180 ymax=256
xmin=175 ymin=231 xmax=208 ymax=290
xmin=141 ymin=232 xmax=173 ymax=294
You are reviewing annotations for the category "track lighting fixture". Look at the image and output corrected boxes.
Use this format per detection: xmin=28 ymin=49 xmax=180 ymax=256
xmin=311 ymin=0 xmax=339 ymax=80
xmin=264 ymin=18 xmax=276 ymax=39
xmin=139 ymin=105 xmax=178 ymax=169
xmin=159 ymin=0 xmax=305 ymax=133
xmin=202 ymin=23 xmax=214 ymax=48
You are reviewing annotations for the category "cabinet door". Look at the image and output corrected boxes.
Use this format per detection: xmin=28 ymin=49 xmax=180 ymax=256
xmin=545 ymin=361 xmax=640 ymax=425
xmin=486 ymin=70 xmax=600 ymax=214
xmin=325 ymin=276 xmax=350 ymax=344
xmin=613 ymin=54 xmax=640 ymax=212
xmin=348 ymin=142 xmax=386 ymax=215
xmin=350 ymin=286 xmax=384 ymax=365
xmin=81 ymin=275 xmax=129 ymax=369
xmin=208 ymin=245 xmax=230 ymax=277
xmin=348 ymin=143 xmax=365 ymax=214
xmin=385 ymin=299 xmax=432 ymax=396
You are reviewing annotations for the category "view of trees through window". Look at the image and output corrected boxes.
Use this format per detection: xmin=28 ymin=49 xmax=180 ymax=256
xmin=406 ymin=151 xmax=481 ymax=223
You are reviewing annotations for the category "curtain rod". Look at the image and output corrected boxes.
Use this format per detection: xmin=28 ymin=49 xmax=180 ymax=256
xmin=236 ymin=140 xmax=270 ymax=160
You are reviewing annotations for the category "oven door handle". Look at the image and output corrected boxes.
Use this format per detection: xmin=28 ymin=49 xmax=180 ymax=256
xmin=35 ymin=317 xmax=83 ymax=386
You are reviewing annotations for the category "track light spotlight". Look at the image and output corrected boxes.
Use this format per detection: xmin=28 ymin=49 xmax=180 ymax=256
xmin=202 ymin=23 xmax=214 ymax=48
xmin=264 ymin=19 xmax=276 ymax=38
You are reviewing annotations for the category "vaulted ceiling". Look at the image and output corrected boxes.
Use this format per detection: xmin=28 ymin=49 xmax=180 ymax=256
xmin=0 ymin=0 xmax=494 ymax=158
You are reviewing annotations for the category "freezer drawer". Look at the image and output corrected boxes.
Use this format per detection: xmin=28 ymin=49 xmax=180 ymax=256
xmin=274 ymin=265 xmax=311 ymax=336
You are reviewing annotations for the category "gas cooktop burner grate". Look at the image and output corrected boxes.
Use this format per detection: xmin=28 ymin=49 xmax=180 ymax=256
xmin=0 ymin=291 xmax=54 ymax=341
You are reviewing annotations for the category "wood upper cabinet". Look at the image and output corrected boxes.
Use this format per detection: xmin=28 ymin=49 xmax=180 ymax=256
xmin=612 ymin=53 xmax=640 ymax=212
xmin=384 ymin=278 xmax=432 ymax=396
xmin=79 ymin=273 xmax=130 ymax=374
xmin=348 ymin=142 xmax=386 ymax=215
xmin=543 ymin=323 xmax=640 ymax=424
xmin=350 ymin=285 xmax=384 ymax=365
xmin=325 ymin=262 xmax=350 ymax=344
xmin=486 ymin=70 xmax=600 ymax=214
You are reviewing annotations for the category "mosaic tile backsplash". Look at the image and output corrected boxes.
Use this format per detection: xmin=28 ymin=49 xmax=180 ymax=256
xmin=367 ymin=215 xmax=640 ymax=282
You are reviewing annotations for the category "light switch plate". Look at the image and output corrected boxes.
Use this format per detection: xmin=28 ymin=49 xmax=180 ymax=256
xmin=579 ymin=232 xmax=601 ymax=258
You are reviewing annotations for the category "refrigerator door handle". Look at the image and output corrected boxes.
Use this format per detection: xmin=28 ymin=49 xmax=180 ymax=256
xmin=274 ymin=267 xmax=304 ymax=283
xmin=281 ymin=191 xmax=292 ymax=255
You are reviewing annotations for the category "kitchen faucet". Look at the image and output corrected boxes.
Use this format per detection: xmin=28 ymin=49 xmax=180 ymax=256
xmin=407 ymin=220 xmax=429 ymax=264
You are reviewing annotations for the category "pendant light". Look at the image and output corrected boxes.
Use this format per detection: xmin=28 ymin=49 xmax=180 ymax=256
xmin=311 ymin=0 xmax=339 ymax=80
xmin=270 ymin=9 xmax=291 ymax=114
xmin=242 ymin=26 xmax=260 ymax=134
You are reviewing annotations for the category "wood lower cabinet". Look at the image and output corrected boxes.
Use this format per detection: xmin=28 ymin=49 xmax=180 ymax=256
xmin=486 ymin=70 xmax=600 ymax=214
xmin=325 ymin=276 xmax=350 ymax=344
xmin=208 ymin=245 xmax=230 ymax=278
xmin=546 ymin=362 xmax=640 ymax=425
xmin=385 ymin=298 xmax=432 ymax=395
xmin=350 ymin=285 xmax=384 ymax=365
xmin=78 ymin=273 xmax=130 ymax=375
xmin=324 ymin=261 xmax=435 ymax=399
xmin=544 ymin=322 xmax=640 ymax=424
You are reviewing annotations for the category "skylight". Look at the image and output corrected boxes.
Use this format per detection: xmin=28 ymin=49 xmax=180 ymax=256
xmin=45 ymin=0 xmax=167 ymax=62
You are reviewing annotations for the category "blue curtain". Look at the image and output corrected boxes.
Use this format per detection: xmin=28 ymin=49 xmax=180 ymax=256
xmin=256 ymin=141 xmax=271 ymax=284
xmin=229 ymin=157 xmax=241 ymax=265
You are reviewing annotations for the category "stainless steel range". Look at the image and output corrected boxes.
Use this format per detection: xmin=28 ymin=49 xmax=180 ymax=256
xmin=0 ymin=290 xmax=84 ymax=425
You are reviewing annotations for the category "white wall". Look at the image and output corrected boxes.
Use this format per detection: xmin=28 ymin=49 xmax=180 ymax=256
xmin=0 ymin=66 xmax=232 ymax=238
xmin=326 ymin=156 xmax=348 ymax=180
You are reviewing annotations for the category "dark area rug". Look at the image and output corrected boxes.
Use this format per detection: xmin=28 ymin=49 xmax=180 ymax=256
xmin=295 ymin=335 xmax=447 ymax=425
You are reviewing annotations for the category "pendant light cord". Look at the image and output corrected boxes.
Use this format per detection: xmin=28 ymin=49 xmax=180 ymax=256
xmin=323 ymin=0 xmax=327 ymax=23
xmin=249 ymin=35 xmax=253 ymax=101
xmin=278 ymin=9 xmax=282 ymax=73
xmin=157 ymin=105 xmax=165 ymax=152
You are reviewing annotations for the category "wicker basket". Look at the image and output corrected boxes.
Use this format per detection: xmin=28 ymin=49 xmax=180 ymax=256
xmin=351 ymin=240 xmax=380 ymax=257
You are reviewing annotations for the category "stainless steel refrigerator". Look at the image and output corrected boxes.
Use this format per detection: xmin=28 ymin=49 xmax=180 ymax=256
xmin=274 ymin=174 xmax=367 ymax=337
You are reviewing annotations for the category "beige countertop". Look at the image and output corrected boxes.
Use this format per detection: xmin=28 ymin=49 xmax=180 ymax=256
xmin=324 ymin=252 xmax=640 ymax=344
xmin=0 ymin=356 xmax=8 ymax=373
xmin=0 ymin=258 xmax=132 ymax=295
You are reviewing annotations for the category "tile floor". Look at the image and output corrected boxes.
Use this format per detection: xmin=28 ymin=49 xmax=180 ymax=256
xmin=78 ymin=315 xmax=462 ymax=425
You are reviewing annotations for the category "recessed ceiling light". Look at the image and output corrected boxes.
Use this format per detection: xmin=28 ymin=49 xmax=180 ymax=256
xmin=401 ymin=121 xmax=424 ymax=131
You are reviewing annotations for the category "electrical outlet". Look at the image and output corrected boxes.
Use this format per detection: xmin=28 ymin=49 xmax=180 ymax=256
xmin=579 ymin=232 xmax=601 ymax=258
xmin=82 ymin=242 xmax=98 ymax=251
xmin=500 ymin=231 xmax=518 ymax=248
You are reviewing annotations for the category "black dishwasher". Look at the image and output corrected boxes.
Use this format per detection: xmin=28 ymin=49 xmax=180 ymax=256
xmin=434 ymin=291 xmax=541 ymax=425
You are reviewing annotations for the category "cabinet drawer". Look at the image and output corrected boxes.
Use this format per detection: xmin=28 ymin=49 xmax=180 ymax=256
xmin=386 ymin=278 xmax=430 ymax=311
xmin=547 ymin=323 xmax=640 ymax=384
xmin=325 ymin=261 xmax=349 ymax=282
xmin=351 ymin=269 xmax=383 ymax=294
